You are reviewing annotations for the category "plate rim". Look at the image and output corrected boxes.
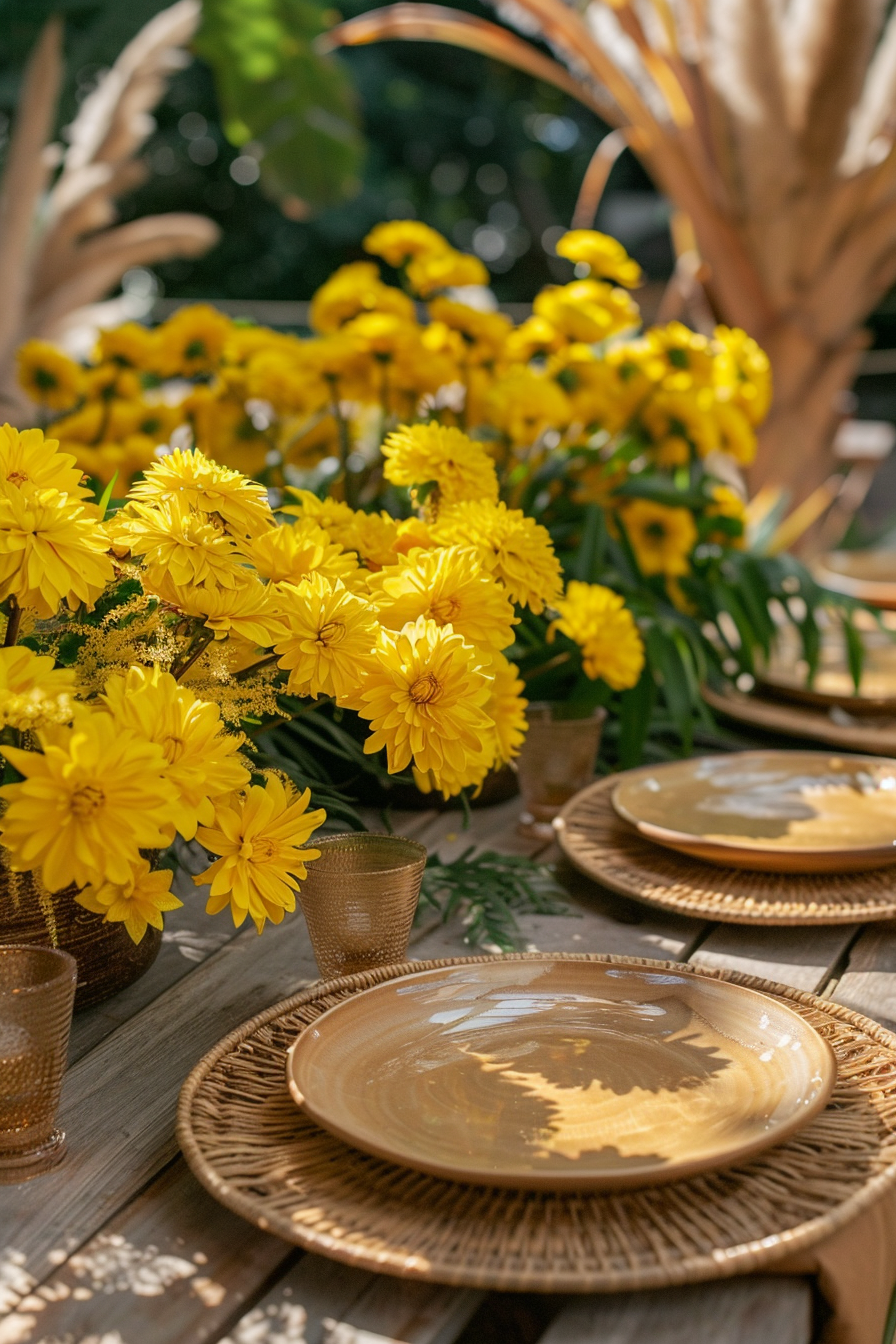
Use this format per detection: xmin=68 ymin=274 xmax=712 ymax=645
xmin=610 ymin=749 xmax=896 ymax=862
xmin=285 ymin=956 xmax=837 ymax=1192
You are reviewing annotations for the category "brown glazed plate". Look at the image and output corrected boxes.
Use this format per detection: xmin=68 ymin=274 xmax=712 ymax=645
xmin=612 ymin=750 xmax=896 ymax=873
xmin=286 ymin=959 xmax=836 ymax=1192
xmin=815 ymin=550 xmax=896 ymax=610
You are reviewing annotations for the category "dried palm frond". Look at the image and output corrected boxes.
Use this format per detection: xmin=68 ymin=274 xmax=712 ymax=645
xmin=0 ymin=0 xmax=220 ymax=419
xmin=323 ymin=0 xmax=896 ymax=509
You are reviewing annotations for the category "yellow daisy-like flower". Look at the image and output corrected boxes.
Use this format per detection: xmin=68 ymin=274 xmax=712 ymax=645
xmin=0 ymin=424 xmax=90 ymax=499
xmin=154 ymin=304 xmax=233 ymax=376
xmin=112 ymin=495 xmax=247 ymax=592
xmin=274 ymin=572 xmax=379 ymax=704
xmin=635 ymin=322 xmax=715 ymax=392
xmin=555 ymin=230 xmax=643 ymax=288
xmin=102 ymin=665 xmax=250 ymax=840
xmin=357 ymin=615 xmax=493 ymax=783
xmin=76 ymin=860 xmax=183 ymax=945
xmin=714 ymin=399 xmax=757 ymax=466
xmin=0 ymin=646 xmax=75 ymax=730
xmin=433 ymin=501 xmax=563 ymax=614
xmin=363 ymin=220 xmax=450 ymax=266
xmin=427 ymin=298 xmax=512 ymax=365
xmin=283 ymin=491 xmax=406 ymax=570
xmin=310 ymin=261 xmax=416 ymax=334
xmin=382 ymin=423 xmax=499 ymax=506
xmin=370 ymin=545 xmax=517 ymax=656
xmin=534 ymin=280 xmax=639 ymax=344
xmin=486 ymin=650 xmax=528 ymax=764
xmin=95 ymin=322 xmax=160 ymax=370
xmin=16 ymin=341 xmax=85 ymax=411
xmin=127 ymin=448 xmax=273 ymax=539
xmin=195 ymin=774 xmax=326 ymax=934
xmin=705 ymin=484 xmax=747 ymax=547
xmin=248 ymin=518 xmax=360 ymax=588
xmin=0 ymin=486 xmax=114 ymax=618
xmin=619 ymin=498 xmax=697 ymax=578
xmin=0 ymin=708 xmax=176 ymax=892
xmin=163 ymin=574 xmax=286 ymax=646
xmin=641 ymin=387 xmax=719 ymax=461
xmin=486 ymin=367 xmax=572 ymax=447
xmin=713 ymin=325 xmax=772 ymax=427
xmin=548 ymin=582 xmax=645 ymax=690
xmin=406 ymin=250 xmax=488 ymax=298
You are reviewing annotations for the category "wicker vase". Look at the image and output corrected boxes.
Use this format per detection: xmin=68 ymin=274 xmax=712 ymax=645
xmin=0 ymin=866 xmax=161 ymax=1010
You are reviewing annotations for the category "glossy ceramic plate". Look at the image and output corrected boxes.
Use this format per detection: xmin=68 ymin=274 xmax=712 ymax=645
xmin=286 ymin=959 xmax=836 ymax=1192
xmin=757 ymin=626 xmax=896 ymax=716
xmin=815 ymin=551 xmax=896 ymax=610
xmin=612 ymin=751 xmax=896 ymax=873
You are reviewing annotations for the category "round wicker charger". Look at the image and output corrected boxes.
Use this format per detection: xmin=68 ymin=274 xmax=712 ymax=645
xmin=178 ymin=953 xmax=896 ymax=1294
xmin=555 ymin=776 xmax=896 ymax=925
xmin=703 ymin=684 xmax=896 ymax=757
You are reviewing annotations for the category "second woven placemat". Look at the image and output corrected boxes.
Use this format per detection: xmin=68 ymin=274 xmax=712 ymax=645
xmin=178 ymin=954 xmax=896 ymax=1294
xmin=555 ymin=775 xmax=896 ymax=925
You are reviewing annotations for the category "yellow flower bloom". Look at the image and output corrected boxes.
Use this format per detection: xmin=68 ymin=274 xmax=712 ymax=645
xmin=713 ymin=325 xmax=772 ymax=427
xmin=433 ymin=501 xmax=563 ymax=614
xmin=0 ymin=647 xmax=75 ymax=730
xmin=0 ymin=424 xmax=89 ymax=499
xmin=641 ymin=387 xmax=719 ymax=461
xmin=274 ymin=572 xmax=379 ymax=703
xmin=0 ymin=487 xmax=114 ymax=618
xmin=363 ymin=220 xmax=450 ymax=266
xmin=309 ymin=261 xmax=416 ymax=334
xmin=486 ymin=650 xmax=528 ymax=764
xmin=195 ymin=774 xmax=326 ymax=934
xmin=382 ymin=423 xmax=499 ymax=506
xmin=555 ymin=230 xmax=643 ymax=288
xmin=370 ymin=545 xmax=517 ymax=656
xmin=633 ymin=322 xmax=715 ymax=391
xmin=714 ymin=399 xmax=757 ymax=466
xmin=102 ymin=665 xmax=250 ymax=840
xmin=406 ymin=249 xmax=488 ymax=297
xmin=486 ymin=367 xmax=572 ymax=446
xmin=16 ymin=341 xmax=85 ymax=411
xmin=534 ymin=280 xmax=639 ymax=344
xmin=550 ymin=345 xmax=650 ymax=435
xmin=427 ymin=298 xmax=511 ymax=365
xmin=95 ymin=323 xmax=159 ymax=370
xmin=503 ymin=315 xmax=565 ymax=362
xmin=162 ymin=574 xmax=286 ymax=646
xmin=358 ymin=616 xmax=492 ymax=783
xmin=619 ymin=498 xmax=697 ymax=578
xmin=0 ymin=708 xmax=176 ymax=891
xmin=548 ymin=582 xmax=645 ymax=690
xmin=247 ymin=518 xmax=360 ymax=588
xmin=128 ymin=447 xmax=274 ymax=539
xmin=154 ymin=304 xmax=232 ymax=376
xmin=76 ymin=860 xmax=183 ymax=945
xmin=705 ymin=484 xmax=747 ymax=547
xmin=112 ymin=495 xmax=248 ymax=592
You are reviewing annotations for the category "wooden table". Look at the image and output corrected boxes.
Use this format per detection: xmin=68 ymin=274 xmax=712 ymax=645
xmin=2 ymin=794 xmax=896 ymax=1344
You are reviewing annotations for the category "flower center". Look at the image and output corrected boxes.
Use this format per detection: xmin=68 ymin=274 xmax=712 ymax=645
xmin=409 ymin=672 xmax=443 ymax=705
xmin=6 ymin=470 xmax=29 ymax=486
xmin=430 ymin=595 xmax=461 ymax=624
xmin=316 ymin=620 xmax=345 ymax=647
xmin=645 ymin=522 xmax=667 ymax=542
xmin=238 ymin=838 xmax=275 ymax=862
xmin=71 ymin=784 xmax=105 ymax=819
xmin=164 ymin=734 xmax=186 ymax=763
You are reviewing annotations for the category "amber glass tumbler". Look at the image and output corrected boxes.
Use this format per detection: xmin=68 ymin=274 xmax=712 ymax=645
xmin=515 ymin=703 xmax=607 ymax=838
xmin=298 ymin=833 xmax=427 ymax=980
xmin=0 ymin=945 xmax=76 ymax=1183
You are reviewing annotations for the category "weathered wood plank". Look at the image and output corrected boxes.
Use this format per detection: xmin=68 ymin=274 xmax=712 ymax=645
xmin=690 ymin=923 xmax=859 ymax=993
xmin=0 ymin=1160 xmax=295 ymax=1342
xmin=832 ymin=922 xmax=896 ymax=1032
xmin=217 ymin=1254 xmax=377 ymax=1344
xmin=535 ymin=1278 xmax=812 ymax=1344
xmin=322 ymin=1277 xmax=484 ymax=1344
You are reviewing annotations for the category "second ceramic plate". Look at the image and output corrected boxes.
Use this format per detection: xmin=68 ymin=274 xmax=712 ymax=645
xmin=286 ymin=959 xmax=835 ymax=1192
xmin=612 ymin=750 xmax=896 ymax=873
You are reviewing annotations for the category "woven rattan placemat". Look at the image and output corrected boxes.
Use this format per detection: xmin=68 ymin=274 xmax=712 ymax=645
xmin=703 ymin=684 xmax=896 ymax=756
xmin=177 ymin=954 xmax=896 ymax=1293
xmin=555 ymin=776 xmax=896 ymax=925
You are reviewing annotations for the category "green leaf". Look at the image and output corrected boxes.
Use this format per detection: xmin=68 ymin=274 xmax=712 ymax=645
xmin=196 ymin=0 xmax=365 ymax=211
xmin=842 ymin=615 xmax=865 ymax=690
xmin=617 ymin=665 xmax=656 ymax=768
xmin=419 ymin=849 xmax=570 ymax=952
xmin=96 ymin=472 xmax=119 ymax=519
xmin=573 ymin=504 xmax=607 ymax=583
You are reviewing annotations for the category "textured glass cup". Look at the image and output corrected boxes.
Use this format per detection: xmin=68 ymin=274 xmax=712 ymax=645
xmin=515 ymin=702 xmax=608 ymax=838
xmin=298 ymin=834 xmax=427 ymax=980
xmin=0 ymin=945 xmax=76 ymax=1183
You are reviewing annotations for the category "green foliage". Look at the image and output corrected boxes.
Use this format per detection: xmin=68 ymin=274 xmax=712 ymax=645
xmin=419 ymin=847 xmax=570 ymax=951
xmin=195 ymin=0 xmax=365 ymax=210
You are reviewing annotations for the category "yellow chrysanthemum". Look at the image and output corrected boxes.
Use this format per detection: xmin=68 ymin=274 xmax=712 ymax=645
xmin=503 ymin=314 xmax=565 ymax=362
xmin=427 ymin=298 xmax=512 ymax=365
xmin=633 ymin=322 xmax=715 ymax=392
xmin=619 ymin=499 xmax=697 ymax=578
xmin=195 ymin=774 xmax=326 ymax=934
xmin=247 ymin=518 xmax=360 ymax=588
xmin=406 ymin=250 xmax=488 ymax=298
xmin=641 ymin=387 xmax=719 ymax=462
xmin=95 ymin=322 xmax=160 ymax=370
xmin=486 ymin=368 xmax=572 ymax=446
xmin=0 ymin=708 xmax=176 ymax=891
xmin=127 ymin=448 xmax=273 ymax=539
xmin=309 ymin=261 xmax=416 ymax=334
xmin=534 ymin=280 xmax=639 ymax=344
xmin=283 ymin=491 xmax=407 ymax=570
xmin=714 ymin=399 xmax=757 ymax=466
xmin=112 ymin=496 xmax=247 ymax=592
xmin=162 ymin=574 xmax=285 ymax=646
xmin=0 ymin=424 xmax=90 ymax=499
xmin=713 ymin=325 xmax=772 ymax=427
xmin=16 ymin=341 xmax=85 ymax=411
xmin=0 ymin=487 xmax=114 ymax=618
xmin=432 ymin=501 xmax=563 ymax=614
xmin=705 ymin=484 xmax=747 ymax=547
xmin=548 ymin=582 xmax=645 ymax=690
xmin=76 ymin=860 xmax=183 ymax=944
xmin=486 ymin=650 xmax=528 ymax=764
xmin=0 ymin=647 xmax=75 ymax=730
xmin=102 ymin=665 xmax=250 ymax=840
xmin=154 ymin=304 xmax=232 ymax=376
xmin=382 ymin=423 xmax=498 ymax=506
xmin=555 ymin=230 xmax=643 ymax=288
xmin=274 ymin=572 xmax=379 ymax=704
xmin=370 ymin=545 xmax=517 ymax=656
xmin=363 ymin=220 xmax=449 ymax=266
xmin=357 ymin=616 xmax=492 ymax=784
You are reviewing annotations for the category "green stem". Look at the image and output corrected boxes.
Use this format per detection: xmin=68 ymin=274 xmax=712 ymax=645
xmin=172 ymin=630 xmax=214 ymax=681
xmin=4 ymin=598 xmax=21 ymax=648
xmin=234 ymin=653 xmax=278 ymax=683
xmin=521 ymin=650 xmax=571 ymax=682
xmin=328 ymin=376 xmax=357 ymax=510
